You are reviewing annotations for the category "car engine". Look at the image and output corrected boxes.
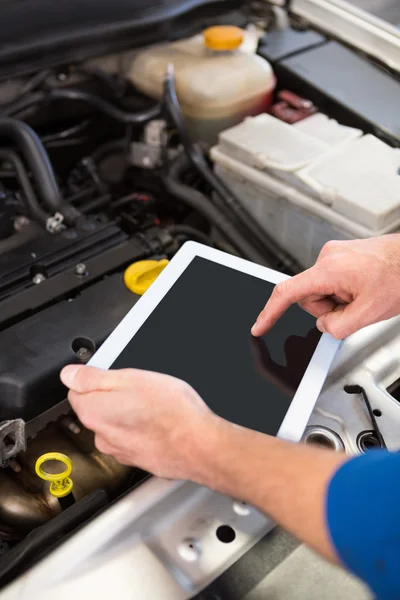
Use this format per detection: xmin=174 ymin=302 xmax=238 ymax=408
xmin=0 ymin=34 xmax=294 ymax=584
xmin=0 ymin=0 xmax=399 ymax=591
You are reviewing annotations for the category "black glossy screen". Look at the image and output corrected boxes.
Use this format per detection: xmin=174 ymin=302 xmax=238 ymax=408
xmin=111 ymin=257 xmax=321 ymax=436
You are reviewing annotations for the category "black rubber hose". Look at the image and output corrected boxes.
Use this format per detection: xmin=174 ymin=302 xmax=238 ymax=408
xmin=167 ymin=224 xmax=213 ymax=247
xmin=163 ymin=69 xmax=301 ymax=274
xmin=0 ymin=91 xmax=46 ymax=117
xmin=164 ymin=153 xmax=269 ymax=266
xmin=0 ymin=118 xmax=80 ymax=225
xmin=81 ymin=194 xmax=112 ymax=214
xmin=0 ymin=490 xmax=108 ymax=585
xmin=1 ymin=89 xmax=161 ymax=125
xmin=74 ymin=65 xmax=125 ymax=99
xmin=0 ymin=149 xmax=49 ymax=223
xmin=50 ymin=89 xmax=161 ymax=124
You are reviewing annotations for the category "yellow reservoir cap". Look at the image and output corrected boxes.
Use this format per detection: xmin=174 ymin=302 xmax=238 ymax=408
xmin=124 ymin=259 xmax=169 ymax=295
xmin=35 ymin=452 xmax=74 ymax=499
xmin=203 ymin=26 xmax=244 ymax=51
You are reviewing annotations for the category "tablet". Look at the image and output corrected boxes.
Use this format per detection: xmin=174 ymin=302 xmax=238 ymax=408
xmin=89 ymin=242 xmax=341 ymax=442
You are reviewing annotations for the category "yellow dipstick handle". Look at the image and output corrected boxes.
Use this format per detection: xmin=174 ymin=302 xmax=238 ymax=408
xmin=35 ymin=452 xmax=74 ymax=499
xmin=124 ymin=259 xmax=169 ymax=295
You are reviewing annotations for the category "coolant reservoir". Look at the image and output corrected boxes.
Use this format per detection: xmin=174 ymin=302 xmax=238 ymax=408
xmin=129 ymin=26 xmax=276 ymax=143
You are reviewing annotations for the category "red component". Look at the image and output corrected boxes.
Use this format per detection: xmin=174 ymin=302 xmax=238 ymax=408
xmin=270 ymin=102 xmax=304 ymax=124
xmin=154 ymin=217 xmax=160 ymax=225
xmin=278 ymin=90 xmax=314 ymax=110
xmin=269 ymin=90 xmax=317 ymax=124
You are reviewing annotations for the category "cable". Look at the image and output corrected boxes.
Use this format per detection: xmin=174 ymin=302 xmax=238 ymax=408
xmin=0 ymin=91 xmax=47 ymax=118
xmin=0 ymin=149 xmax=49 ymax=224
xmin=167 ymin=224 xmax=212 ymax=246
xmin=1 ymin=89 xmax=161 ymax=125
xmin=41 ymin=119 xmax=91 ymax=143
xmin=74 ymin=65 xmax=125 ymax=99
xmin=20 ymin=69 xmax=52 ymax=96
xmin=50 ymin=89 xmax=161 ymax=124
xmin=44 ymin=137 xmax=89 ymax=149
xmin=0 ymin=70 xmax=51 ymax=113
xmin=163 ymin=68 xmax=301 ymax=274
xmin=164 ymin=153 xmax=268 ymax=265
xmin=81 ymin=194 xmax=112 ymax=214
xmin=0 ymin=118 xmax=79 ymax=225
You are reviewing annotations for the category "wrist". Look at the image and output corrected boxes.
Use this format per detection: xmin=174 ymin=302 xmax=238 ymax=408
xmin=187 ymin=413 xmax=236 ymax=489
xmin=190 ymin=415 xmax=259 ymax=496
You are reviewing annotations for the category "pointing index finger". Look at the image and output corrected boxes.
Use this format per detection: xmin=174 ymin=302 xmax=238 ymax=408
xmin=251 ymin=267 xmax=330 ymax=336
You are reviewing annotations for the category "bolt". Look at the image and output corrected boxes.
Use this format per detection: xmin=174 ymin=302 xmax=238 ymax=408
xmin=76 ymin=347 xmax=92 ymax=362
xmin=62 ymin=418 xmax=81 ymax=435
xmin=75 ymin=263 xmax=87 ymax=276
xmin=8 ymin=459 xmax=22 ymax=473
xmin=32 ymin=273 xmax=46 ymax=284
xmin=57 ymin=72 xmax=68 ymax=82
xmin=14 ymin=216 xmax=30 ymax=231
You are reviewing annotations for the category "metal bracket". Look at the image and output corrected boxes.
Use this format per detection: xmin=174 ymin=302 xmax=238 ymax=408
xmin=46 ymin=212 xmax=65 ymax=234
xmin=0 ymin=419 xmax=26 ymax=466
xmin=130 ymin=119 xmax=168 ymax=169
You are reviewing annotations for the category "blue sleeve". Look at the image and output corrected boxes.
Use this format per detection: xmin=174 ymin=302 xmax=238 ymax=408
xmin=327 ymin=450 xmax=400 ymax=600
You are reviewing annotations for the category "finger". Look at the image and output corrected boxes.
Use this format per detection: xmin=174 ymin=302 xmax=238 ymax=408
xmin=68 ymin=389 xmax=114 ymax=429
xmin=298 ymin=295 xmax=338 ymax=318
xmin=317 ymin=301 xmax=367 ymax=340
xmin=251 ymin=267 xmax=332 ymax=336
xmin=67 ymin=389 xmax=99 ymax=429
xmin=61 ymin=365 xmax=134 ymax=394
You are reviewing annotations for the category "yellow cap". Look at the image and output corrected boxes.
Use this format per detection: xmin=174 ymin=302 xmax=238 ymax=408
xmin=35 ymin=452 xmax=74 ymax=499
xmin=203 ymin=26 xmax=244 ymax=51
xmin=124 ymin=259 xmax=169 ymax=295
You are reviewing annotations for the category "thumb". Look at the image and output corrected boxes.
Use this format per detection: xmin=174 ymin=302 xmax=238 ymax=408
xmin=317 ymin=303 xmax=363 ymax=340
xmin=60 ymin=364 xmax=132 ymax=393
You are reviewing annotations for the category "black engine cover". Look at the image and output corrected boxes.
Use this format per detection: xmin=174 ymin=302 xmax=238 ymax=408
xmin=0 ymin=273 xmax=140 ymax=422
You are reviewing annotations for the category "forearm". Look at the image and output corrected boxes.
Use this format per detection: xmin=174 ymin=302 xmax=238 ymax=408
xmin=196 ymin=417 xmax=347 ymax=562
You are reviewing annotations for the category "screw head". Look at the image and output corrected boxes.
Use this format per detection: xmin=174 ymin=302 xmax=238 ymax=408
xmin=76 ymin=347 xmax=92 ymax=362
xmin=14 ymin=216 xmax=30 ymax=231
xmin=32 ymin=273 xmax=46 ymax=284
xmin=75 ymin=263 xmax=87 ymax=276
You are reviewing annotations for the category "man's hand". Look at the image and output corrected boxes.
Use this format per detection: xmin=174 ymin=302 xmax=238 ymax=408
xmin=60 ymin=365 xmax=216 ymax=481
xmin=252 ymin=235 xmax=400 ymax=340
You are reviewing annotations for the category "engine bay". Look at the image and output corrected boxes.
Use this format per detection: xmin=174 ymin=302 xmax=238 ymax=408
xmin=0 ymin=0 xmax=399 ymax=592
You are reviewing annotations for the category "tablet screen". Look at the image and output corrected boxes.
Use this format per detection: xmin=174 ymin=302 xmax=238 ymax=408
xmin=111 ymin=257 xmax=321 ymax=436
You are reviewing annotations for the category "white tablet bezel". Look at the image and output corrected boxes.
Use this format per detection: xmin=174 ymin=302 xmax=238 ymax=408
xmin=89 ymin=241 xmax=341 ymax=443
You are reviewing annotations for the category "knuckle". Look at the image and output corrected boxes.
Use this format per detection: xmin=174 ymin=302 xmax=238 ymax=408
xmin=326 ymin=326 xmax=343 ymax=340
xmin=320 ymin=240 xmax=341 ymax=257
xmin=319 ymin=254 xmax=337 ymax=273
xmin=325 ymin=320 xmax=346 ymax=340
